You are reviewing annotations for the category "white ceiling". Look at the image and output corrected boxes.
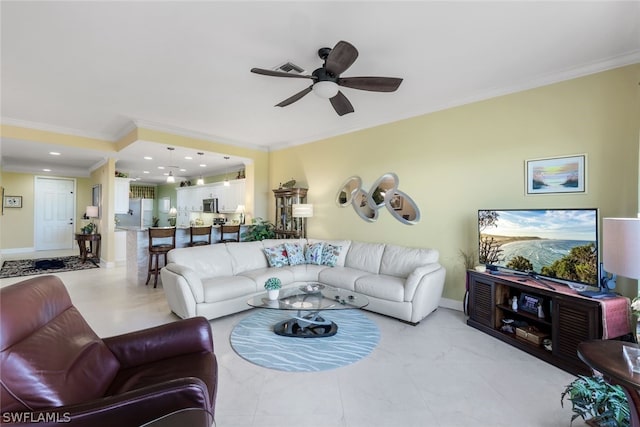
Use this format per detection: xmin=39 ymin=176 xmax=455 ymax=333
xmin=2 ymin=1 xmax=639 ymax=184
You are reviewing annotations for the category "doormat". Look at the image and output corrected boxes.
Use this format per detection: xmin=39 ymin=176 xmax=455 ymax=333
xmin=0 ymin=256 xmax=99 ymax=279
xmin=230 ymin=309 xmax=380 ymax=372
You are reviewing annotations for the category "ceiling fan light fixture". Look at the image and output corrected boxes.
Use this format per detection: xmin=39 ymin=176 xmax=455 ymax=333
xmin=313 ymin=81 xmax=339 ymax=99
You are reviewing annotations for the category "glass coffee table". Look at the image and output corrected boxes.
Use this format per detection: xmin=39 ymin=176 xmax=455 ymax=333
xmin=247 ymin=283 xmax=369 ymax=338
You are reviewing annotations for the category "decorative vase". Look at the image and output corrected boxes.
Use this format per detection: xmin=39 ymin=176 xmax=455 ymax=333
xmin=267 ymin=289 xmax=279 ymax=301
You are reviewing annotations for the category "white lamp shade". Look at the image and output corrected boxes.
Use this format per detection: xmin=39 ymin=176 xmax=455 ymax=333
xmin=235 ymin=205 xmax=245 ymax=213
xmin=168 ymin=207 xmax=178 ymax=217
xmin=603 ymin=217 xmax=640 ymax=279
xmin=292 ymin=204 xmax=313 ymax=218
xmin=312 ymin=81 xmax=339 ymax=99
xmin=85 ymin=206 xmax=99 ymax=218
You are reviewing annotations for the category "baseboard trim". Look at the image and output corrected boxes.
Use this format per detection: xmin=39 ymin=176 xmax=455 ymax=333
xmin=1 ymin=247 xmax=36 ymax=254
xmin=439 ymin=297 xmax=463 ymax=312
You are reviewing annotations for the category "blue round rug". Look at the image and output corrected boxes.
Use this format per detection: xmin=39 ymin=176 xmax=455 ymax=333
xmin=230 ymin=309 xmax=380 ymax=372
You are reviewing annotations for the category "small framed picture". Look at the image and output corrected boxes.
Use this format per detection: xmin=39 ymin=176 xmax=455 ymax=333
xmin=525 ymin=154 xmax=586 ymax=195
xmin=3 ymin=195 xmax=22 ymax=208
xmin=518 ymin=293 xmax=543 ymax=315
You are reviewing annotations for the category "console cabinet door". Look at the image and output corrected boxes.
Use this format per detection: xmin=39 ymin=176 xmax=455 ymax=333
xmin=468 ymin=276 xmax=494 ymax=327
xmin=552 ymin=296 xmax=600 ymax=367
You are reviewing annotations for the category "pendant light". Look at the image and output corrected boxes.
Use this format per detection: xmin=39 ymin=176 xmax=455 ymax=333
xmin=196 ymin=152 xmax=205 ymax=185
xmin=166 ymin=147 xmax=175 ymax=183
xmin=223 ymin=156 xmax=230 ymax=186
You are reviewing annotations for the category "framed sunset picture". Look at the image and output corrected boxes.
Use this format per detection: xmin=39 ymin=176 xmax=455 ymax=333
xmin=525 ymin=154 xmax=586 ymax=195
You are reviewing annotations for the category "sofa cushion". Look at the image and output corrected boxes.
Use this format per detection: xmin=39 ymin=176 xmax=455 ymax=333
xmin=287 ymin=264 xmax=327 ymax=282
xmin=305 ymin=242 xmax=324 ymax=265
xmin=284 ymin=243 xmax=306 ymax=266
xmin=380 ymin=244 xmax=440 ymax=278
xmin=167 ymin=244 xmax=233 ymax=277
xmin=355 ymin=274 xmax=405 ymax=302
xmin=263 ymin=244 xmax=289 ymax=267
xmin=344 ymin=241 xmax=386 ymax=274
xmin=321 ymin=243 xmax=342 ymax=267
xmin=318 ymin=266 xmax=368 ymax=291
xmin=202 ymin=276 xmax=259 ymax=302
xmin=308 ymin=239 xmax=351 ymax=267
xmin=225 ymin=241 xmax=269 ymax=274
xmin=239 ymin=267 xmax=295 ymax=291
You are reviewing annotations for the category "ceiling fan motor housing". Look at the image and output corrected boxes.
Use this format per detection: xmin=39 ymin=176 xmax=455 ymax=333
xmin=313 ymin=67 xmax=339 ymax=82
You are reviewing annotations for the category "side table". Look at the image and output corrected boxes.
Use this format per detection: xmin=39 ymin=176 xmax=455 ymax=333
xmin=577 ymin=340 xmax=640 ymax=427
xmin=75 ymin=233 xmax=101 ymax=264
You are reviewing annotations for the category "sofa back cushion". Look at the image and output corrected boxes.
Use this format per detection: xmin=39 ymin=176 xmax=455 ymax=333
xmin=379 ymin=244 xmax=440 ymax=278
xmin=344 ymin=241 xmax=386 ymax=274
xmin=0 ymin=276 xmax=120 ymax=412
xmin=168 ymin=244 xmax=234 ymax=277
xmin=226 ymin=241 xmax=269 ymax=274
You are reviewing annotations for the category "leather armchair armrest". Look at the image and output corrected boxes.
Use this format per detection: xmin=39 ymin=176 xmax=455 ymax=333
xmin=2 ymin=378 xmax=213 ymax=427
xmin=103 ymin=317 xmax=213 ymax=369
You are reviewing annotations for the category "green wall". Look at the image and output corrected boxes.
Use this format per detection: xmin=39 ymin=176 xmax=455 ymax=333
xmin=268 ymin=64 xmax=640 ymax=303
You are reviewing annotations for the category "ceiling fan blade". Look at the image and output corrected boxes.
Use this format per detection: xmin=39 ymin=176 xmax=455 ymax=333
xmin=329 ymin=91 xmax=354 ymax=116
xmin=325 ymin=41 xmax=359 ymax=76
xmin=251 ymin=68 xmax=314 ymax=80
xmin=338 ymin=76 xmax=403 ymax=92
xmin=275 ymin=86 xmax=313 ymax=107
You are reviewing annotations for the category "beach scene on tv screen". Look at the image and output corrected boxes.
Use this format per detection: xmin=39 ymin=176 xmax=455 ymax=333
xmin=479 ymin=209 xmax=598 ymax=285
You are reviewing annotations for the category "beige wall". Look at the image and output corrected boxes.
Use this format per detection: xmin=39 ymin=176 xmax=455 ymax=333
xmin=0 ymin=172 xmax=92 ymax=250
xmin=269 ymin=64 xmax=640 ymax=301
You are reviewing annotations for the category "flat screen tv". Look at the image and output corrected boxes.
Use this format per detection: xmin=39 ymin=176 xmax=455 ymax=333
xmin=478 ymin=208 xmax=599 ymax=287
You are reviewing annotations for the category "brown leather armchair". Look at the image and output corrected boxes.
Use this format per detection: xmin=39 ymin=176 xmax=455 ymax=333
xmin=0 ymin=275 xmax=217 ymax=426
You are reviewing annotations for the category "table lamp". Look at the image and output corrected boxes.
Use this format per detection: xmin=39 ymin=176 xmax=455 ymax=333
xmin=85 ymin=206 xmax=99 ymax=233
xmin=236 ymin=205 xmax=245 ymax=224
xmin=603 ymin=217 xmax=640 ymax=281
xmin=292 ymin=204 xmax=313 ymax=238
xmin=168 ymin=207 xmax=177 ymax=226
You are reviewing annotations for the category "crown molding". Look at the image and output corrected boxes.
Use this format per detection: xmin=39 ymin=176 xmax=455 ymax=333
xmin=0 ymin=117 xmax=116 ymax=142
xmin=131 ymin=119 xmax=269 ymax=152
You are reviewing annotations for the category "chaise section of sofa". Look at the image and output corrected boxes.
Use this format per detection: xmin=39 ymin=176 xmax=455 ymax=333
xmin=160 ymin=239 xmax=446 ymax=324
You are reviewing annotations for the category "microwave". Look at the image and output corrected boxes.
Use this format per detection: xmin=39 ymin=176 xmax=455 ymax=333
xmin=203 ymin=198 xmax=219 ymax=213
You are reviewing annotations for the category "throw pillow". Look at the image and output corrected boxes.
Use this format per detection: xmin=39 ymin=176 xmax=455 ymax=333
xmin=321 ymin=244 xmax=342 ymax=267
xmin=284 ymin=243 xmax=305 ymax=266
xmin=263 ymin=245 xmax=289 ymax=268
xmin=305 ymin=242 xmax=324 ymax=265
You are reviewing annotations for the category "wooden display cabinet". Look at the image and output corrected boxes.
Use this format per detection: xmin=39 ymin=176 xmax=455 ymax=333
xmin=467 ymin=270 xmax=608 ymax=376
xmin=273 ymin=187 xmax=308 ymax=239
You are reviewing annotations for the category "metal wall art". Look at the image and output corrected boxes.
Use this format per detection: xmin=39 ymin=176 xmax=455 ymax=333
xmin=335 ymin=173 xmax=420 ymax=225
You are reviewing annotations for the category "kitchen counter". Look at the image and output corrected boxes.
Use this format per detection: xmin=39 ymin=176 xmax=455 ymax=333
xmin=124 ymin=225 xmax=249 ymax=285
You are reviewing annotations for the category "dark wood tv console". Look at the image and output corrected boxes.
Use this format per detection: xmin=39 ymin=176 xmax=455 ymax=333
xmin=466 ymin=270 xmax=630 ymax=376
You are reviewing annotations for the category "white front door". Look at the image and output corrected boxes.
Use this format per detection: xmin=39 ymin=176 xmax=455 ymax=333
xmin=35 ymin=177 xmax=76 ymax=250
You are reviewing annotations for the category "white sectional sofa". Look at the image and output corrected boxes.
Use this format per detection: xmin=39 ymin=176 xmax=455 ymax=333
xmin=160 ymin=238 xmax=446 ymax=324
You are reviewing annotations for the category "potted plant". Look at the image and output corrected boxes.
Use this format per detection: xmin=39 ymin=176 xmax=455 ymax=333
xmin=242 ymin=217 xmax=275 ymax=241
xmin=561 ymin=375 xmax=630 ymax=426
xmin=264 ymin=277 xmax=282 ymax=300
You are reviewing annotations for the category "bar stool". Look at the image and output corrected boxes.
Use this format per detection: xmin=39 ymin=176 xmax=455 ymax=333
xmin=145 ymin=227 xmax=176 ymax=288
xmin=219 ymin=225 xmax=241 ymax=243
xmin=188 ymin=225 xmax=212 ymax=247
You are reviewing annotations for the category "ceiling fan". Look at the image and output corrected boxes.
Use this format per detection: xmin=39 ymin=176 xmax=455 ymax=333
xmin=250 ymin=40 xmax=403 ymax=116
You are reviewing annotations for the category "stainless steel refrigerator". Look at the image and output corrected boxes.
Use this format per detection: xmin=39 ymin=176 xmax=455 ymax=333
xmin=115 ymin=198 xmax=154 ymax=227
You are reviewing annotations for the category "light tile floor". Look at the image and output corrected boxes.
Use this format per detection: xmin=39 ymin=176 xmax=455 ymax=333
xmin=0 ymin=252 xmax=578 ymax=427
